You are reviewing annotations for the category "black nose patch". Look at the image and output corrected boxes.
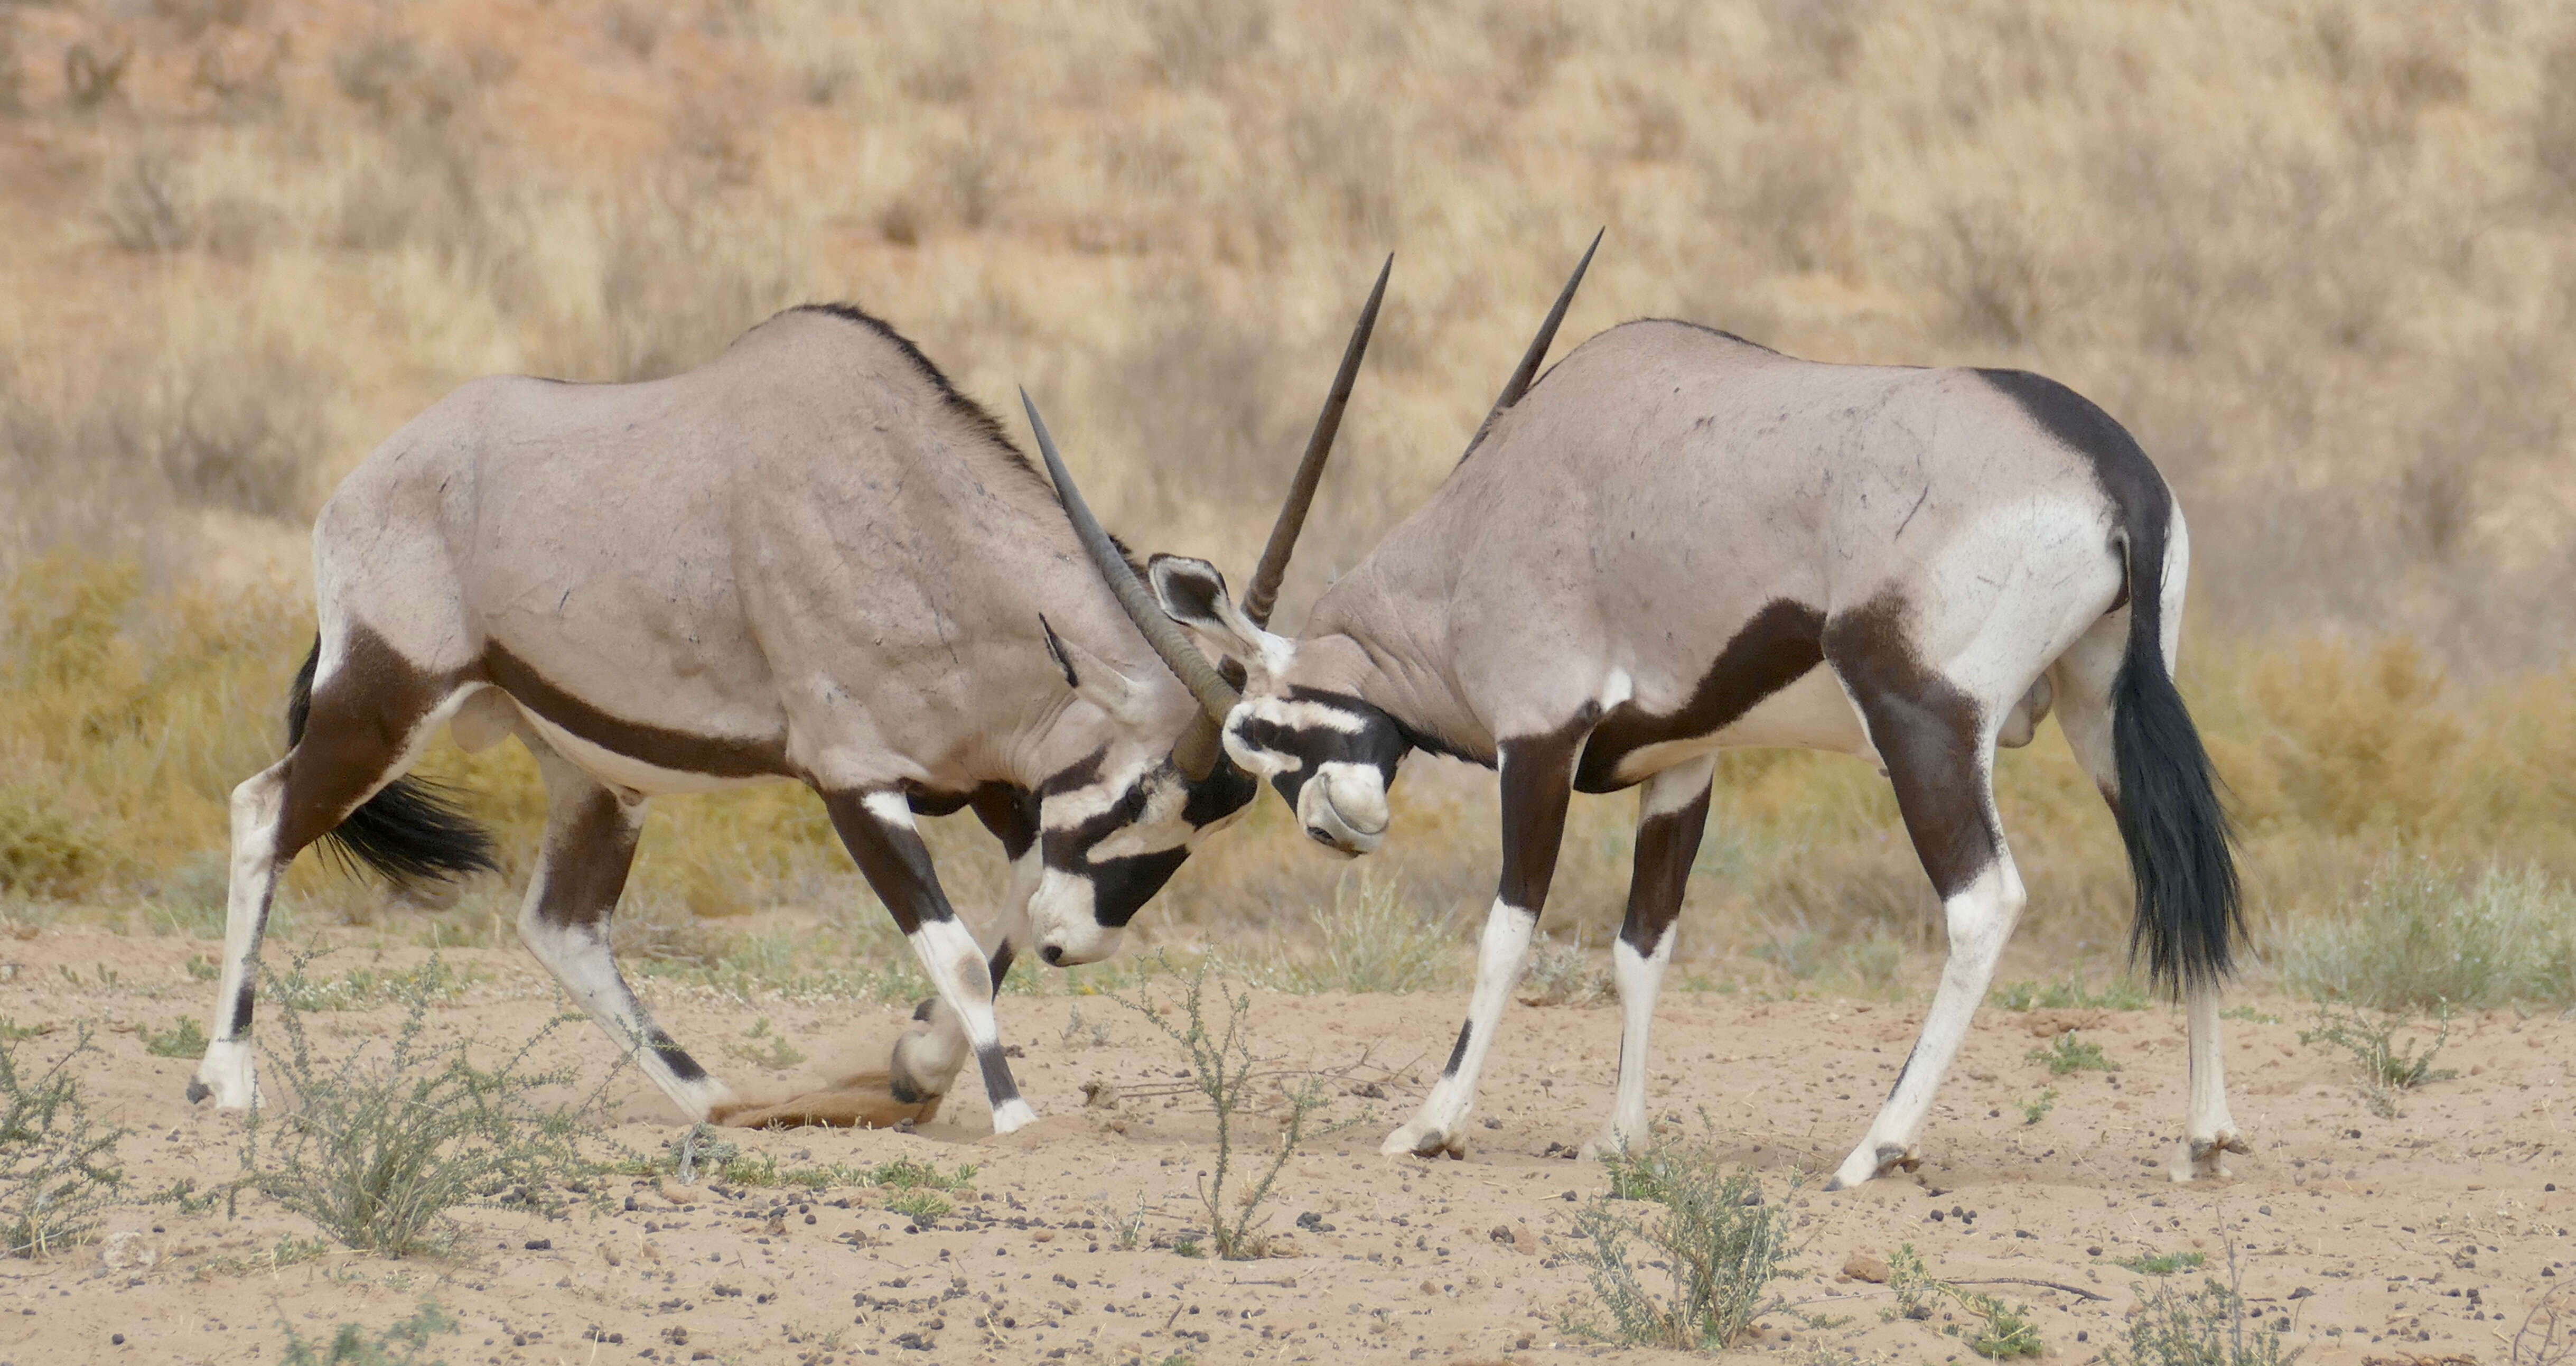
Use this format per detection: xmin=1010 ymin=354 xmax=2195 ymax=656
xmin=1040 ymin=944 xmax=1065 ymax=965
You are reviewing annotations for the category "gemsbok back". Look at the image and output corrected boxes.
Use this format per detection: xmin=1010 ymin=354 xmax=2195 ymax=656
xmin=1048 ymin=242 xmax=2247 ymax=1188
xmin=189 ymin=265 xmax=1389 ymax=1131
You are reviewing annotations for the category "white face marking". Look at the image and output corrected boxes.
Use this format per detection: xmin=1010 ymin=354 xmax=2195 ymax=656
xmin=1600 ymin=668 xmax=1634 ymax=710
xmin=1087 ymin=775 xmax=1192 ymax=860
xmin=1028 ymin=867 xmax=1125 ymax=965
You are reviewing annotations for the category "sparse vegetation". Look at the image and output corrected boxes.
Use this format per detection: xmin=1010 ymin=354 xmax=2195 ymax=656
xmin=1111 ymin=959 xmax=1331 ymax=1260
xmin=2102 ymin=1252 xmax=2300 ymax=1366
xmin=1520 ymin=932 xmax=1615 ymax=1006
xmin=271 ymin=956 xmax=471 ymax=1012
xmin=143 ymin=1016 xmax=208 ymax=1058
xmin=724 ymin=1016 xmax=807 ymax=1070
xmin=1569 ymin=1136 xmax=1798 ymax=1349
xmin=0 ymin=1026 xmax=127 ymax=1257
xmin=1992 ymin=977 xmax=2152 ymax=1012
xmin=887 ymin=1189 xmax=951 ymax=1228
xmin=1946 ymin=1285 xmax=2043 ymax=1359
xmin=1247 ymin=872 xmax=1459 ymax=996
xmin=2279 ymin=862 xmax=2576 ymax=1011
xmin=2018 ymin=1089 xmax=2058 ymax=1125
xmin=2117 ymin=1250 xmax=2210 ymax=1276
xmin=277 ymin=1298 xmax=460 ymax=1366
xmin=243 ymin=968 xmax=607 ymax=1257
xmin=2299 ymin=1003 xmax=2457 ymax=1118
xmin=1889 ymin=1243 xmax=1937 ymax=1321
xmin=2028 ymin=1032 xmax=2118 ymax=1076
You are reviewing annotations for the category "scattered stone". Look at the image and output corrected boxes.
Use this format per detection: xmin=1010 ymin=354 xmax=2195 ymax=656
xmin=1841 ymin=1252 xmax=1891 ymax=1284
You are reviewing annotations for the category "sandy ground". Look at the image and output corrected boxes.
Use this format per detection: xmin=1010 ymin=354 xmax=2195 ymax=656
xmin=2 ymin=925 xmax=2571 ymax=1366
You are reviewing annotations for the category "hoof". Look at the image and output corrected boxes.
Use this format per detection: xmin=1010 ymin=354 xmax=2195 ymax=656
xmin=1383 ymin=1121 xmax=1467 ymax=1160
xmin=1826 ymin=1141 xmax=1917 ymax=1192
xmin=1578 ymin=1125 xmax=1641 ymax=1163
xmin=886 ymin=1029 xmax=963 ymax=1105
xmin=2169 ymin=1131 xmax=2252 ymax=1183
xmin=190 ymin=1041 xmax=259 ymax=1110
xmin=990 ymin=1098 xmax=1040 ymax=1135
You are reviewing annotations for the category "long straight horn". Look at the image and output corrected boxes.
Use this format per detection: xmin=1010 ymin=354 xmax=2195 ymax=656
xmin=1240 ymin=253 xmax=1392 ymax=629
xmin=1462 ymin=228 xmax=1602 ymax=460
xmin=1022 ymin=391 xmax=1239 ymax=778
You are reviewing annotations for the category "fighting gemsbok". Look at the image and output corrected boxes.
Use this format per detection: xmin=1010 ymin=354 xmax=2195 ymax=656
xmin=1043 ymin=240 xmax=2247 ymax=1188
xmin=189 ymin=264 xmax=1389 ymax=1129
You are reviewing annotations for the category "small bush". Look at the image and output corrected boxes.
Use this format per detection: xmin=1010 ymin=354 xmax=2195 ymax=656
xmin=2278 ymin=862 xmax=2576 ymax=1010
xmin=1520 ymin=932 xmax=1613 ymax=1006
xmin=143 ymin=1017 xmax=208 ymax=1058
xmin=2028 ymin=1032 xmax=2117 ymax=1075
xmin=723 ymin=1017 xmax=806 ymax=1070
xmin=245 ymin=964 xmax=606 ymax=1257
xmin=887 ymin=1190 xmax=950 ymax=1227
xmin=0 ymin=1026 xmax=127 ymax=1257
xmin=2298 ymin=1004 xmax=2455 ymax=1117
xmin=0 ymin=785 xmax=113 ymax=899
xmin=2117 ymin=1250 xmax=2209 ymax=1276
xmin=1570 ymin=1137 xmax=1797 ymax=1349
xmin=1111 ymin=959 xmax=1331 ymax=1259
xmin=1252 ymin=873 xmax=1459 ymax=996
xmin=2018 ymin=1089 xmax=2058 ymax=1125
xmin=2103 ymin=1255 xmax=2300 ymax=1366
xmin=1889 ymin=1242 xmax=1937 ymax=1319
xmin=278 ymin=1298 xmax=460 ymax=1366
xmin=1948 ymin=1285 xmax=2043 ymax=1359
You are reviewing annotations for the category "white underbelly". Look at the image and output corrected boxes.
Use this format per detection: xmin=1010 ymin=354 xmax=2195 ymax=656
xmin=1609 ymin=665 xmax=1880 ymax=785
xmin=510 ymin=700 xmax=780 ymax=797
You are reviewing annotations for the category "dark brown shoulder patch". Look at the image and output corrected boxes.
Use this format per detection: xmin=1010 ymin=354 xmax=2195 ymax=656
xmin=1575 ymin=599 xmax=1827 ymax=792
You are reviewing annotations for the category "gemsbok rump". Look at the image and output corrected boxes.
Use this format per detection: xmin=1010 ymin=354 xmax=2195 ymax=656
xmin=188 ymin=266 xmax=1388 ymax=1129
xmin=1045 ymin=244 xmax=2247 ymax=1188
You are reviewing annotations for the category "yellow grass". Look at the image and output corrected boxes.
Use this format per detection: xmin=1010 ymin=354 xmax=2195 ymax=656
xmin=2 ymin=0 xmax=2572 ymax=990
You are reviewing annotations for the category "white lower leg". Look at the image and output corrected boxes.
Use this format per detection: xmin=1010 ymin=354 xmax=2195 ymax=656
xmin=519 ymin=905 xmax=733 ymax=1119
xmin=1830 ymin=860 xmax=2026 ymax=1189
xmin=2170 ymin=982 xmax=2246 ymax=1181
xmin=1593 ymin=925 xmax=1676 ymax=1155
xmin=191 ymin=765 xmax=286 ymax=1109
xmin=1386 ymin=898 xmax=1536 ymax=1157
xmin=892 ymin=847 xmax=1035 ymax=1102
xmin=908 ymin=917 xmax=1035 ymax=1132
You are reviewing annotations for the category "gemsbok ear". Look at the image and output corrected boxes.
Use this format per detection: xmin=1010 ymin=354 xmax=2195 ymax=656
xmin=1147 ymin=556 xmax=1294 ymax=680
xmin=1038 ymin=616 xmax=1155 ymax=725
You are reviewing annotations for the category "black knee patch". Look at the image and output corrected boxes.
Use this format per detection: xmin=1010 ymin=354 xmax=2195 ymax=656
xmin=976 ymin=1044 xmax=1020 ymax=1105
xmin=1442 ymin=1021 xmax=1473 ymax=1077
xmin=227 ymin=979 xmax=257 ymax=1036
xmin=912 ymin=997 xmax=937 ymax=1023
xmin=647 ymin=1027 xmax=710 ymax=1083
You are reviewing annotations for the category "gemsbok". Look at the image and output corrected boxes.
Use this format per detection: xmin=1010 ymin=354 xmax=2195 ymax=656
xmin=1042 ymin=243 xmax=2247 ymax=1188
xmin=188 ymin=264 xmax=1389 ymax=1130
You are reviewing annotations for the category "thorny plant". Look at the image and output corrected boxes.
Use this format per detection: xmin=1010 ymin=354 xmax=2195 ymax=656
xmin=1109 ymin=956 xmax=1337 ymax=1260
xmin=244 ymin=953 xmax=613 ymax=1257
xmin=1888 ymin=1242 xmax=1937 ymax=1321
xmin=2299 ymin=1003 xmax=2457 ymax=1118
xmin=1567 ymin=1133 xmax=1799 ymax=1350
xmin=1883 ymin=1240 xmax=2043 ymax=1357
xmin=0 ymin=1024 xmax=127 ymax=1257
xmin=2514 ymin=1281 xmax=2574 ymax=1366
xmin=2102 ymin=1244 xmax=2301 ymax=1366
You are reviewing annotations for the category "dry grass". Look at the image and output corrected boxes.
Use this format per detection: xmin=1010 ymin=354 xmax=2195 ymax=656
xmin=1 ymin=0 xmax=2571 ymax=987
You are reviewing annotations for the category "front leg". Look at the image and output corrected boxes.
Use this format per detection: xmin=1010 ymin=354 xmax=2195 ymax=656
xmin=1385 ymin=731 xmax=1580 ymax=1159
xmin=891 ymin=787 xmax=1039 ymax=1106
xmin=824 ymin=790 xmax=1038 ymax=1134
xmin=1588 ymin=755 xmax=1715 ymax=1158
xmin=2170 ymin=979 xmax=2250 ymax=1181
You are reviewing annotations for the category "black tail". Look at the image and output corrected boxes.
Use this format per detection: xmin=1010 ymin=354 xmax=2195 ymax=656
xmin=2107 ymin=507 xmax=2242 ymax=998
xmin=285 ymin=639 xmax=499 ymax=887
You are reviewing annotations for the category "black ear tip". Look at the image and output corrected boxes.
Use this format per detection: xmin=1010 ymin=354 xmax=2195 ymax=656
xmin=1038 ymin=614 xmax=1077 ymax=688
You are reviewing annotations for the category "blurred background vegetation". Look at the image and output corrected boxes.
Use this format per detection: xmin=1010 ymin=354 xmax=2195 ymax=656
xmin=2 ymin=0 xmax=2570 ymax=1000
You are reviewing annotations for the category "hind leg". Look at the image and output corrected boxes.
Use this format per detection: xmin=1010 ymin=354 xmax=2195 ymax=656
xmin=189 ymin=636 xmax=469 ymax=1109
xmin=514 ymin=740 xmax=733 ymax=1120
xmin=2051 ymin=620 xmax=2244 ymax=1181
xmin=1822 ymin=618 xmax=2030 ymax=1189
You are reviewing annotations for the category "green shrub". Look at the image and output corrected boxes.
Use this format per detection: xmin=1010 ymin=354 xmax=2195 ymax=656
xmin=245 ymin=964 xmax=606 ymax=1257
xmin=1570 ymin=1140 xmax=1797 ymax=1349
xmin=2278 ymin=861 xmax=2576 ymax=1010
xmin=2298 ymin=1004 xmax=2456 ymax=1118
xmin=0 ymin=1026 xmax=127 ymax=1257
xmin=143 ymin=1017 xmax=208 ymax=1058
xmin=2116 ymin=1250 xmax=2209 ymax=1276
xmin=278 ymin=1298 xmax=460 ymax=1366
xmin=2102 ymin=1260 xmax=2300 ymax=1366
xmin=2028 ymin=1032 xmax=2117 ymax=1075
xmin=1249 ymin=872 xmax=1460 ymax=996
